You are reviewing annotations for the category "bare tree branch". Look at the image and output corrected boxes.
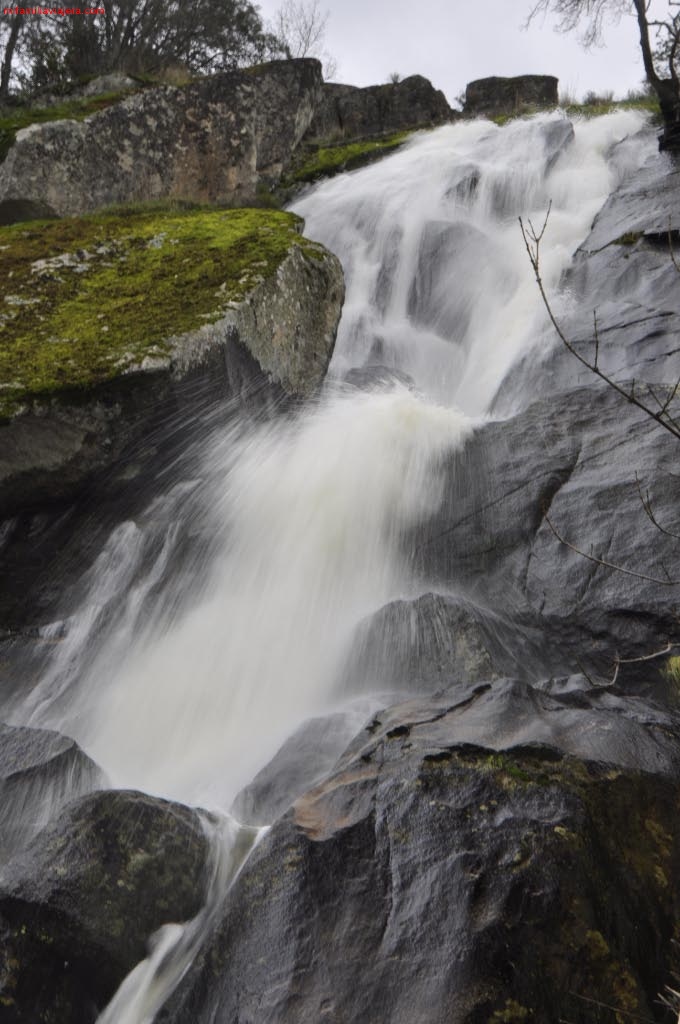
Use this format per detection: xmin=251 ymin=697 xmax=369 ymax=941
xmin=635 ymin=473 xmax=680 ymax=541
xmin=609 ymin=641 xmax=679 ymax=684
xmin=542 ymin=508 xmax=680 ymax=585
xmin=519 ymin=208 xmax=680 ymax=442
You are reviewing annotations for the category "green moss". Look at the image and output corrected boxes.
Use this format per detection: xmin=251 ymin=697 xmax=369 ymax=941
xmin=489 ymin=1000 xmax=531 ymax=1022
xmin=662 ymin=655 xmax=680 ymax=688
xmin=489 ymin=95 xmax=661 ymax=127
xmin=286 ymin=131 xmax=411 ymax=185
xmin=0 ymin=91 xmax=138 ymax=164
xmin=0 ymin=205 xmax=315 ymax=417
xmin=612 ymin=231 xmax=643 ymax=246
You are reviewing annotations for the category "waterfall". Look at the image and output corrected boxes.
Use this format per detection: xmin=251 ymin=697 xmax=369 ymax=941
xmin=293 ymin=110 xmax=651 ymax=413
xmin=3 ymin=108 xmax=654 ymax=1022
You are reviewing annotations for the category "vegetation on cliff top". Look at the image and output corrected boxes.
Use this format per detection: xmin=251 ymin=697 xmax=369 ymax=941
xmin=0 ymin=205 xmax=318 ymax=418
xmin=490 ymin=92 xmax=660 ymax=126
xmin=0 ymin=90 xmax=137 ymax=164
xmin=285 ymin=130 xmax=411 ymax=186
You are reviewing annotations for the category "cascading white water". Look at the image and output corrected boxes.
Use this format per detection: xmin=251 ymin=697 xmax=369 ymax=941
xmin=293 ymin=110 xmax=652 ymax=412
xmin=71 ymin=387 xmax=471 ymax=806
xmin=5 ymin=108 xmax=655 ymax=1024
xmin=12 ymin=109 xmax=654 ymax=806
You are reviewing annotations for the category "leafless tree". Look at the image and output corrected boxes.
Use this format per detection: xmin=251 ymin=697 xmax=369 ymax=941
xmin=271 ymin=0 xmax=338 ymax=79
xmin=18 ymin=0 xmax=279 ymax=94
xmin=526 ymin=0 xmax=680 ymax=150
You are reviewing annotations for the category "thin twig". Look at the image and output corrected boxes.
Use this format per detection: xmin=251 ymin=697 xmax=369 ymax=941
xmin=519 ymin=211 xmax=680 ymax=443
xmin=568 ymin=991 xmax=657 ymax=1022
xmin=609 ymin=642 xmax=679 ymax=685
xmin=635 ymin=473 xmax=680 ymax=541
xmin=543 ymin=510 xmax=680 ymax=586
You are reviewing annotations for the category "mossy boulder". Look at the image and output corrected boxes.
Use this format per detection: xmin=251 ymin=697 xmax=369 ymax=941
xmin=0 ymin=59 xmax=322 ymax=223
xmin=0 ymin=789 xmax=210 ymax=1023
xmin=0 ymin=205 xmax=344 ymax=516
xmin=163 ymin=676 xmax=680 ymax=1023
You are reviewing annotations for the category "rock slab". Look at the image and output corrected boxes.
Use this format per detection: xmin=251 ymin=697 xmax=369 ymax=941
xmin=306 ymin=75 xmax=453 ymax=142
xmin=164 ymin=676 xmax=680 ymax=1023
xmin=464 ymin=75 xmax=558 ymax=116
xmin=0 ymin=59 xmax=323 ymax=223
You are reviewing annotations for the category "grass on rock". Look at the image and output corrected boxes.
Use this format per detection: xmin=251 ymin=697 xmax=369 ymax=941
xmin=0 ymin=205 xmax=316 ymax=418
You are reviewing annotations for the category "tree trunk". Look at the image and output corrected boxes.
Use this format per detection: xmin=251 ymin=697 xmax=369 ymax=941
xmin=0 ymin=15 xmax=24 ymax=103
xmin=632 ymin=0 xmax=680 ymax=152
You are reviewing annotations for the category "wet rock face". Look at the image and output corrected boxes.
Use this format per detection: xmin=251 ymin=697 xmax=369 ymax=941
xmin=0 ymin=226 xmax=344 ymax=520
xmin=415 ymin=382 xmax=680 ymax=681
xmin=342 ymin=592 xmax=500 ymax=694
xmin=499 ymin=140 xmax=680 ymax=407
xmin=306 ymin=74 xmax=453 ymax=142
xmin=231 ymin=703 xmax=380 ymax=826
xmin=464 ymin=75 xmax=558 ymax=116
xmin=0 ymin=789 xmax=210 ymax=1022
xmin=0 ymin=59 xmax=323 ymax=223
xmin=164 ymin=677 xmax=680 ymax=1024
xmin=0 ymin=724 xmax=103 ymax=863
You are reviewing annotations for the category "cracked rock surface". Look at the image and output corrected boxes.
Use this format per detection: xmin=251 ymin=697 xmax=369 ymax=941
xmin=164 ymin=675 xmax=680 ymax=1024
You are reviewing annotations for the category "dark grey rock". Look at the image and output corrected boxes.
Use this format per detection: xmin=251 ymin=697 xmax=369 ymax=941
xmin=497 ymin=135 xmax=680 ymax=410
xmin=342 ymin=365 xmax=415 ymax=391
xmin=0 ymin=789 xmax=210 ymax=1022
xmin=163 ymin=677 xmax=680 ymax=1024
xmin=417 ymin=382 xmax=680 ymax=682
xmin=231 ymin=704 xmax=378 ymax=826
xmin=464 ymin=75 xmax=558 ymax=116
xmin=0 ymin=723 xmax=103 ymax=863
xmin=341 ymin=592 xmax=501 ymax=694
xmin=0 ymin=60 xmax=323 ymax=222
xmin=407 ymin=220 xmax=515 ymax=341
xmin=306 ymin=75 xmax=453 ymax=142
xmin=584 ymin=148 xmax=680 ymax=252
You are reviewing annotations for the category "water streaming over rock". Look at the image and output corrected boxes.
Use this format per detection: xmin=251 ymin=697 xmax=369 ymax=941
xmin=3 ymin=109 xmax=655 ymax=1021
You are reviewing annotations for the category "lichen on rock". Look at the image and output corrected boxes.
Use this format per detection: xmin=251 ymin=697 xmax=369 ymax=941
xmin=0 ymin=204 xmax=344 ymax=515
xmin=0 ymin=59 xmax=323 ymax=223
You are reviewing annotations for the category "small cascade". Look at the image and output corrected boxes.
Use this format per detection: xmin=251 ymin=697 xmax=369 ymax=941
xmin=293 ymin=109 xmax=652 ymax=413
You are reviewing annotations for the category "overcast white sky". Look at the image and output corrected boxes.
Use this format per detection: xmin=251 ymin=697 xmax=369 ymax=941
xmin=256 ymin=0 xmax=649 ymax=105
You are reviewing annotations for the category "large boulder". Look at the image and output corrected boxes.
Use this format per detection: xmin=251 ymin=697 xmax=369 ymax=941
xmin=0 ymin=207 xmax=344 ymax=517
xmin=0 ymin=59 xmax=323 ymax=223
xmin=0 ymin=723 xmax=103 ymax=864
xmin=306 ymin=75 xmax=453 ymax=142
xmin=341 ymin=592 xmax=502 ymax=694
xmin=464 ymin=75 xmax=558 ymax=117
xmin=163 ymin=676 xmax=680 ymax=1023
xmin=0 ymin=789 xmax=210 ymax=1022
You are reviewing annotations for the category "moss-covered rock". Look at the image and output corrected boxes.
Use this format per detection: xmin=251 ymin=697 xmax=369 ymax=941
xmin=0 ymin=789 xmax=210 ymax=1023
xmin=283 ymin=130 xmax=411 ymax=187
xmin=0 ymin=205 xmax=344 ymax=515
